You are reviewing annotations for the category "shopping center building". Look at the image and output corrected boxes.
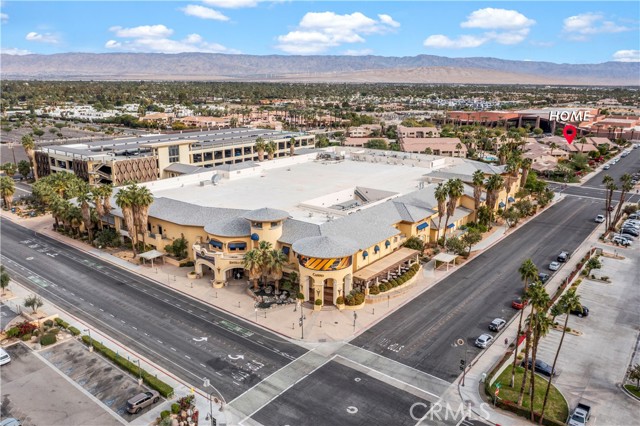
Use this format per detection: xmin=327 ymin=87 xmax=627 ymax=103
xmin=107 ymin=148 xmax=520 ymax=306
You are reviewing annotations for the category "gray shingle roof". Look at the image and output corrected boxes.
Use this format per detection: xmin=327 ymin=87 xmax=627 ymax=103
xmin=292 ymin=235 xmax=359 ymax=258
xmin=204 ymin=216 xmax=251 ymax=237
xmin=243 ymin=207 xmax=290 ymax=222
xmin=280 ymin=219 xmax=321 ymax=245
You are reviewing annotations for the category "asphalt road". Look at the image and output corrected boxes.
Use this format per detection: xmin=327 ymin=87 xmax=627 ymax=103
xmin=0 ymin=220 xmax=307 ymax=402
xmin=583 ymin=147 xmax=640 ymax=188
xmin=352 ymin=195 xmax=605 ymax=382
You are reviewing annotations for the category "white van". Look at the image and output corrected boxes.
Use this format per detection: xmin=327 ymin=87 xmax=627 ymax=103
xmin=0 ymin=348 xmax=11 ymax=366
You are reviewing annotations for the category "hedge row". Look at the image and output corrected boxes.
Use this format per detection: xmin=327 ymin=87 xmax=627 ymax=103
xmin=81 ymin=335 xmax=174 ymax=398
xmin=370 ymin=264 xmax=420 ymax=294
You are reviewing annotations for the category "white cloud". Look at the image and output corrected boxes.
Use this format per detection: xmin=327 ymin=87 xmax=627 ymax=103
xmin=612 ymin=49 xmax=640 ymax=62
xmin=1 ymin=12 xmax=8 ymax=23
xmin=105 ymin=25 xmax=239 ymax=54
xmin=202 ymin=0 xmax=259 ymax=8
xmin=563 ymin=13 xmax=631 ymax=40
xmin=25 ymin=31 xmax=60 ymax=44
xmin=461 ymin=8 xmax=535 ymax=30
xmin=181 ymin=4 xmax=229 ymax=21
xmin=343 ymin=48 xmax=374 ymax=56
xmin=276 ymin=11 xmax=399 ymax=54
xmin=424 ymin=7 xmax=534 ymax=49
xmin=1 ymin=47 xmax=32 ymax=55
xmin=424 ymin=34 xmax=488 ymax=49
xmin=109 ymin=25 xmax=173 ymax=39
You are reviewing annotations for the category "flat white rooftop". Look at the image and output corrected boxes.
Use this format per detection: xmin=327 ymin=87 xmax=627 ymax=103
xmin=152 ymin=155 xmax=434 ymax=224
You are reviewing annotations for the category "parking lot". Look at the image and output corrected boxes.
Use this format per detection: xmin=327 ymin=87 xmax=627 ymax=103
xmin=534 ymin=248 xmax=640 ymax=426
xmin=0 ymin=342 xmax=123 ymax=426
xmin=40 ymin=339 xmax=163 ymax=421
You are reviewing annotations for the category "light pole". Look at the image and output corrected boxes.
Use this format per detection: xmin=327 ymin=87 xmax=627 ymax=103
xmin=135 ymin=359 xmax=142 ymax=385
xmin=353 ymin=312 xmax=357 ymax=332
xmin=255 ymin=308 xmax=258 ymax=322
xmin=203 ymin=377 xmax=225 ymax=425
xmin=84 ymin=328 xmax=93 ymax=352
xmin=460 ymin=349 xmax=473 ymax=387
xmin=299 ymin=305 xmax=305 ymax=340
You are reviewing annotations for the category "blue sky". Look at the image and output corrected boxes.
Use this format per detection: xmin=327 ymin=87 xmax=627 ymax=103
xmin=1 ymin=1 xmax=638 ymax=63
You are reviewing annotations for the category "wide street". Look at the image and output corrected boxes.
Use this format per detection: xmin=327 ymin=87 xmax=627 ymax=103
xmin=0 ymin=220 xmax=307 ymax=401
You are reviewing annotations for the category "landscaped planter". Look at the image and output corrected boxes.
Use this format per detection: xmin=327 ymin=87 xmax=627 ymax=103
xmin=164 ymin=257 xmax=188 ymax=267
xmin=336 ymin=303 xmax=345 ymax=311
xmin=213 ymin=281 xmax=225 ymax=289
xmin=343 ymin=302 xmax=365 ymax=311
xmin=187 ymin=272 xmax=198 ymax=280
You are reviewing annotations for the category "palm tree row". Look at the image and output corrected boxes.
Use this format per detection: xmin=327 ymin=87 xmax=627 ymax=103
xmin=603 ymin=173 xmax=634 ymax=231
xmin=242 ymin=241 xmax=289 ymax=293
xmin=114 ymin=183 xmax=154 ymax=257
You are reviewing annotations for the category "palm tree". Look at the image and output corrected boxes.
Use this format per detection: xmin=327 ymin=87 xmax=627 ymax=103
xmin=255 ymin=137 xmax=266 ymax=161
xmin=91 ymin=186 xmax=106 ymax=230
xmin=101 ymin=184 xmax=113 ymax=216
xmin=516 ymin=282 xmax=543 ymax=406
xmin=77 ymin=183 xmax=95 ymax=241
xmin=434 ymin=183 xmax=447 ymax=244
xmin=115 ymin=186 xmax=137 ymax=256
xmin=289 ymin=137 xmax=296 ymax=156
xmin=443 ymin=179 xmax=464 ymax=244
xmin=549 ymin=142 xmax=558 ymax=157
xmin=265 ymin=141 xmax=277 ymax=160
xmin=611 ymin=173 xmax=633 ymax=227
xmin=243 ymin=250 xmax=262 ymax=291
xmin=525 ymin=286 xmax=551 ymax=418
xmin=510 ymin=259 xmax=538 ymax=387
xmin=520 ymin=158 xmax=532 ymax=188
xmin=257 ymin=241 xmax=273 ymax=286
xmin=21 ymin=134 xmax=38 ymax=180
xmin=602 ymin=175 xmax=617 ymax=230
xmin=484 ymin=174 xmax=504 ymax=228
xmin=268 ymin=249 xmax=288 ymax=294
xmin=0 ymin=265 xmax=10 ymax=296
xmin=0 ymin=176 xmax=15 ymax=209
xmin=132 ymin=185 xmax=154 ymax=251
xmin=539 ymin=290 xmax=582 ymax=425
xmin=472 ymin=170 xmax=485 ymax=215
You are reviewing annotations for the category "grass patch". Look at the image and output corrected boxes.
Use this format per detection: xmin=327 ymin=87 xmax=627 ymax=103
xmin=624 ymin=384 xmax=640 ymax=399
xmin=489 ymin=366 xmax=568 ymax=425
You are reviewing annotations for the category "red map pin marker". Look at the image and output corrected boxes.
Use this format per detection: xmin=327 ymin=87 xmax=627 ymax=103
xmin=563 ymin=125 xmax=577 ymax=144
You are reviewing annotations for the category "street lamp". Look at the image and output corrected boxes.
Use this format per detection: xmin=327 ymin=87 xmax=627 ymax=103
xmin=299 ymin=306 xmax=306 ymax=340
xmin=84 ymin=328 xmax=93 ymax=352
xmin=353 ymin=312 xmax=357 ymax=332
xmin=460 ymin=349 xmax=473 ymax=387
xmin=203 ymin=377 xmax=225 ymax=426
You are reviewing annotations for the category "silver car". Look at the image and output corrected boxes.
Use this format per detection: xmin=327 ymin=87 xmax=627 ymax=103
xmin=549 ymin=261 xmax=561 ymax=271
xmin=475 ymin=333 xmax=494 ymax=348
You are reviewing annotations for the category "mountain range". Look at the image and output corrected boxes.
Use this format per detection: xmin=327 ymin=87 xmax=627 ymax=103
xmin=2 ymin=53 xmax=639 ymax=86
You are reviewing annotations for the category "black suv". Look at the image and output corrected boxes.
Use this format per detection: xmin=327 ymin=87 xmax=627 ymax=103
xmin=557 ymin=251 xmax=570 ymax=262
xmin=538 ymin=273 xmax=550 ymax=283
xmin=570 ymin=305 xmax=589 ymax=317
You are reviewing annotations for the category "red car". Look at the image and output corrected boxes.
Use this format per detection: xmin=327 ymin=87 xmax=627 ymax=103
xmin=512 ymin=297 xmax=528 ymax=310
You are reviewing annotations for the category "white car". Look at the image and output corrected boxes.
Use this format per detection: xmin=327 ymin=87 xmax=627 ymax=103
xmin=612 ymin=236 xmax=632 ymax=246
xmin=603 ymin=164 xmax=610 ymax=170
xmin=0 ymin=348 xmax=11 ymax=366
xmin=549 ymin=261 xmax=561 ymax=271
xmin=489 ymin=318 xmax=507 ymax=332
xmin=475 ymin=334 xmax=494 ymax=349
xmin=595 ymin=215 xmax=605 ymax=223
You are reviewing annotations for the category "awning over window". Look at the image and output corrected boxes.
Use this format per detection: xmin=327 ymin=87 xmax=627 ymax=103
xmin=228 ymin=242 xmax=246 ymax=250
xmin=447 ymin=223 xmax=455 ymax=229
xmin=282 ymin=246 xmax=290 ymax=255
xmin=209 ymin=240 xmax=223 ymax=249
xmin=508 ymin=196 xmax=515 ymax=203
xmin=362 ymin=250 xmax=369 ymax=258
xmin=499 ymin=202 xmax=506 ymax=208
xmin=417 ymin=222 xmax=428 ymax=230
xmin=385 ymin=240 xmax=391 ymax=247
xmin=374 ymin=245 xmax=380 ymax=253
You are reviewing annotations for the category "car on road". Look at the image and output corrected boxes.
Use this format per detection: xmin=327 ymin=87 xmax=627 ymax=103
xmin=612 ymin=235 xmax=632 ymax=246
xmin=512 ymin=297 xmax=528 ymax=310
xmin=489 ymin=318 xmax=507 ymax=331
xmin=557 ymin=251 xmax=570 ymax=262
xmin=538 ymin=272 xmax=550 ymax=283
xmin=594 ymin=215 xmax=605 ymax=223
xmin=126 ymin=390 xmax=160 ymax=414
xmin=549 ymin=261 xmax=561 ymax=271
xmin=522 ymin=358 xmax=560 ymax=377
xmin=570 ymin=305 xmax=589 ymax=317
xmin=475 ymin=334 xmax=494 ymax=349
xmin=0 ymin=348 xmax=11 ymax=366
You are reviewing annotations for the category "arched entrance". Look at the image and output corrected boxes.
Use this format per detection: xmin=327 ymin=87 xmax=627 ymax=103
xmin=226 ymin=268 xmax=245 ymax=281
xmin=195 ymin=259 xmax=216 ymax=279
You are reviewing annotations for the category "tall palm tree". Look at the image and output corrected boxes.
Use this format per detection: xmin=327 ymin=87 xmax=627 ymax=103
xmin=257 ymin=241 xmax=273 ymax=286
xmin=101 ymin=184 xmax=113 ymax=216
xmin=132 ymin=185 xmax=154 ymax=251
xmin=443 ymin=179 xmax=464 ymax=244
xmin=539 ymin=290 xmax=582 ymax=425
xmin=611 ymin=173 xmax=633 ymax=227
xmin=115 ymin=186 xmax=137 ymax=256
xmin=243 ymin=250 xmax=262 ymax=291
xmin=255 ymin=137 xmax=266 ymax=161
xmin=549 ymin=142 xmax=558 ymax=157
xmin=77 ymin=183 xmax=95 ymax=241
xmin=602 ymin=175 xmax=617 ymax=230
xmin=0 ymin=176 xmax=15 ymax=209
xmin=268 ymin=249 xmax=288 ymax=294
xmin=510 ymin=259 xmax=538 ymax=387
xmin=266 ymin=141 xmax=277 ymax=160
xmin=484 ymin=174 xmax=504 ymax=228
xmin=472 ymin=170 xmax=485 ymax=215
xmin=21 ymin=134 xmax=37 ymax=180
xmin=434 ymin=183 xmax=447 ymax=244
xmin=520 ymin=158 xmax=532 ymax=188
xmin=525 ymin=286 xmax=551 ymax=418
xmin=91 ymin=186 xmax=106 ymax=230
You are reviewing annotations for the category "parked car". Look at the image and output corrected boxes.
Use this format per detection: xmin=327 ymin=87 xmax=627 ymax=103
xmin=549 ymin=261 xmax=561 ymax=271
xmin=538 ymin=272 xmax=550 ymax=283
xmin=570 ymin=305 xmax=589 ymax=317
xmin=475 ymin=333 xmax=494 ymax=348
xmin=594 ymin=215 xmax=605 ymax=223
xmin=603 ymin=164 xmax=610 ymax=170
xmin=0 ymin=419 xmax=22 ymax=426
xmin=512 ymin=297 xmax=528 ymax=310
xmin=557 ymin=251 xmax=570 ymax=262
xmin=126 ymin=390 xmax=160 ymax=414
xmin=568 ymin=402 xmax=592 ymax=426
xmin=629 ymin=214 xmax=640 ymax=220
xmin=612 ymin=235 xmax=632 ymax=246
xmin=615 ymin=233 xmax=635 ymax=241
xmin=489 ymin=318 xmax=507 ymax=331
xmin=521 ymin=358 xmax=560 ymax=377
xmin=623 ymin=220 xmax=640 ymax=228
xmin=621 ymin=227 xmax=640 ymax=237
xmin=0 ymin=348 xmax=11 ymax=366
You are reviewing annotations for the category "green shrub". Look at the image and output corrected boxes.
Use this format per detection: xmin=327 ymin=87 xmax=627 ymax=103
xmin=6 ymin=327 xmax=19 ymax=338
xmin=54 ymin=318 xmax=70 ymax=328
xmin=297 ymin=292 xmax=304 ymax=300
xmin=179 ymin=261 xmax=195 ymax=267
xmin=369 ymin=285 xmax=380 ymax=295
xmin=40 ymin=333 xmax=57 ymax=346
xmin=315 ymin=299 xmax=322 ymax=306
xmin=378 ymin=283 xmax=387 ymax=292
xmin=171 ymin=403 xmax=181 ymax=414
xmin=68 ymin=326 xmax=81 ymax=336
xmin=43 ymin=319 xmax=54 ymax=327
xmin=336 ymin=296 xmax=345 ymax=304
xmin=49 ymin=327 xmax=60 ymax=335
xmin=21 ymin=333 xmax=32 ymax=341
xmin=160 ymin=410 xmax=170 ymax=419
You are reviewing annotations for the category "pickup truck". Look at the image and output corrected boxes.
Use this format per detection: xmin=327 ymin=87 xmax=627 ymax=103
xmin=567 ymin=402 xmax=591 ymax=426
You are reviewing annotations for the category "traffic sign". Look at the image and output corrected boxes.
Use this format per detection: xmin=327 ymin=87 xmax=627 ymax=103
xmin=495 ymin=388 xmax=500 ymax=396
xmin=495 ymin=382 xmax=501 ymax=389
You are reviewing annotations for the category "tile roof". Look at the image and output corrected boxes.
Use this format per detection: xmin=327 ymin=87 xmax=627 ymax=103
xmin=204 ymin=216 xmax=251 ymax=237
xmin=243 ymin=207 xmax=290 ymax=222
xmin=292 ymin=235 xmax=360 ymax=258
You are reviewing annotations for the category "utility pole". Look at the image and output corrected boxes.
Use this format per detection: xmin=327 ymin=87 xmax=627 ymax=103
xmin=299 ymin=305 xmax=305 ymax=340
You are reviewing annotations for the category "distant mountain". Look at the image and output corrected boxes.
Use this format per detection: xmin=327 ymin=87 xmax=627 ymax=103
xmin=2 ymin=53 xmax=638 ymax=85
